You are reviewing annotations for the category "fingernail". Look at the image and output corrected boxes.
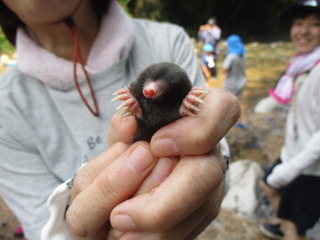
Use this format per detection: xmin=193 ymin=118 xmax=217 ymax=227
xmin=127 ymin=145 xmax=153 ymax=173
xmin=112 ymin=214 xmax=137 ymax=231
xmin=153 ymin=139 xmax=179 ymax=156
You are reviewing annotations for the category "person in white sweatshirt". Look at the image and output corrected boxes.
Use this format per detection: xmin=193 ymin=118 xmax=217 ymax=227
xmin=259 ymin=1 xmax=320 ymax=240
xmin=0 ymin=0 xmax=239 ymax=239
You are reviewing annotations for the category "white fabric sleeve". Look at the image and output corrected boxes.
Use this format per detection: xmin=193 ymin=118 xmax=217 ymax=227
xmin=41 ymin=163 xmax=88 ymax=239
xmin=267 ymin=129 xmax=320 ymax=189
xmin=220 ymin=137 xmax=231 ymax=193
xmin=41 ymin=180 xmax=75 ymax=240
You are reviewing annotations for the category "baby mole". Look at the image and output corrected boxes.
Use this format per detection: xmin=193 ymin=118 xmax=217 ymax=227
xmin=112 ymin=62 xmax=209 ymax=142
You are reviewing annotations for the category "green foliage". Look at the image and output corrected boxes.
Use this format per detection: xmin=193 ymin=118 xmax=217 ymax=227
xmin=128 ymin=0 xmax=164 ymax=21
xmin=125 ymin=0 xmax=299 ymax=40
xmin=0 ymin=27 xmax=14 ymax=55
xmin=118 ymin=0 xmax=133 ymax=16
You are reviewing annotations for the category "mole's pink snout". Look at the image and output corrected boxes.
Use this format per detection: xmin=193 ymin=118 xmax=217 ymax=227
xmin=143 ymin=81 xmax=159 ymax=98
xmin=143 ymin=89 xmax=156 ymax=98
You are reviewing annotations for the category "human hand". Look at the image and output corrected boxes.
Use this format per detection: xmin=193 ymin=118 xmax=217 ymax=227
xmin=108 ymin=88 xmax=240 ymax=239
xmin=65 ymin=141 xmax=161 ymax=239
xmin=259 ymin=179 xmax=281 ymax=213
xmin=67 ymin=88 xmax=240 ymax=239
xmin=150 ymin=88 xmax=240 ymax=157
xmin=109 ymin=147 xmax=227 ymax=240
xmin=66 ymin=113 xmax=176 ymax=239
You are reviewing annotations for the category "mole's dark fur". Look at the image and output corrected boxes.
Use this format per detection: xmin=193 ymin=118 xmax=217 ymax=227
xmin=129 ymin=62 xmax=192 ymax=142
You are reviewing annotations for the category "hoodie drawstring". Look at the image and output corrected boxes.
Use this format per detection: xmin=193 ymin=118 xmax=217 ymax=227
xmin=64 ymin=17 xmax=100 ymax=117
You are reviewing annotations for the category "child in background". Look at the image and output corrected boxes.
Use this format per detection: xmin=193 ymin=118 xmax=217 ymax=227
xmin=222 ymin=34 xmax=249 ymax=130
xmin=198 ymin=17 xmax=221 ymax=58
xmin=201 ymin=43 xmax=216 ymax=86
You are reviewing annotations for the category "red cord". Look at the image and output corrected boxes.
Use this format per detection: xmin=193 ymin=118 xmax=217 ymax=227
xmin=65 ymin=18 xmax=100 ymax=117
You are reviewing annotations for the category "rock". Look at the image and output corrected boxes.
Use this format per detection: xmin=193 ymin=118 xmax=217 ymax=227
xmin=222 ymin=159 xmax=263 ymax=215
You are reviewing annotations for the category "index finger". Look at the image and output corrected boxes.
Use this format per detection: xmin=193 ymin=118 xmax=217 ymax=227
xmin=66 ymin=142 xmax=157 ymax=236
xmin=70 ymin=142 xmax=130 ymax=203
xmin=151 ymin=88 xmax=240 ymax=156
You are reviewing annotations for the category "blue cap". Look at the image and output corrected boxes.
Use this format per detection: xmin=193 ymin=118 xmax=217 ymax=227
xmin=203 ymin=43 xmax=214 ymax=52
xmin=226 ymin=34 xmax=245 ymax=56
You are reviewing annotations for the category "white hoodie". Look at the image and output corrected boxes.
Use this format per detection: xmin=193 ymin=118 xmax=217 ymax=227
xmin=267 ymin=63 xmax=320 ymax=189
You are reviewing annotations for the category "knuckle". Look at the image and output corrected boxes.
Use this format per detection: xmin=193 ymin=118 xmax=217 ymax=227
xmin=150 ymin=211 xmax=173 ymax=231
xmin=98 ymin=169 xmax=124 ymax=198
xmin=71 ymin=172 xmax=89 ymax=196
xmin=141 ymin=200 xmax=173 ymax=231
xmin=196 ymin=160 xmax=224 ymax=196
xmin=66 ymin=206 xmax=87 ymax=237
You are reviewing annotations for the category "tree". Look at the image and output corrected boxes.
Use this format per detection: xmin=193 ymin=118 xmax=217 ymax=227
xmin=0 ymin=27 xmax=14 ymax=55
xmin=126 ymin=0 xmax=298 ymax=40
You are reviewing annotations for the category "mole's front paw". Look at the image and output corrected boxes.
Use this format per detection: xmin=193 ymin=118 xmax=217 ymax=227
xmin=112 ymin=87 xmax=142 ymax=118
xmin=179 ymin=87 xmax=210 ymax=117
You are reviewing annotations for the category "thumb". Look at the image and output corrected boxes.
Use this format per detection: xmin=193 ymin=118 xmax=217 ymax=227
xmin=107 ymin=112 xmax=137 ymax=145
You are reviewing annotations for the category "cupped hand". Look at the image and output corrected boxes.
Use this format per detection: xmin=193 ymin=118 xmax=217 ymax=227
xmin=66 ymin=87 xmax=240 ymax=240
xmin=109 ymin=147 xmax=227 ymax=240
xmin=65 ymin=141 xmax=157 ymax=239
xmin=108 ymin=87 xmax=240 ymax=239
xmin=150 ymin=88 xmax=240 ymax=156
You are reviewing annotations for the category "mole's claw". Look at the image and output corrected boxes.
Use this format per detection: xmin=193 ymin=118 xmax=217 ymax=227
xmin=193 ymin=87 xmax=210 ymax=97
xmin=113 ymin=87 xmax=142 ymax=118
xmin=111 ymin=87 xmax=132 ymax=102
xmin=112 ymin=87 xmax=128 ymax=96
xmin=193 ymin=96 xmax=205 ymax=104
xmin=111 ymin=93 xmax=131 ymax=102
xmin=111 ymin=95 xmax=122 ymax=102
xmin=116 ymin=101 xmax=128 ymax=111
xmin=120 ymin=111 xmax=132 ymax=118
xmin=189 ymin=105 xmax=200 ymax=112
xmin=186 ymin=112 xmax=196 ymax=117
xmin=179 ymin=86 xmax=209 ymax=117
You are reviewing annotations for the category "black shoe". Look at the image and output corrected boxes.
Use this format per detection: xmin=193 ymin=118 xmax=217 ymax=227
xmin=259 ymin=223 xmax=284 ymax=240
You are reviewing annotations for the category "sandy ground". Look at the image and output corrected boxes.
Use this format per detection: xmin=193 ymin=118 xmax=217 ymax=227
xmin=0 ymin=195 xmax=20 ymax=240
